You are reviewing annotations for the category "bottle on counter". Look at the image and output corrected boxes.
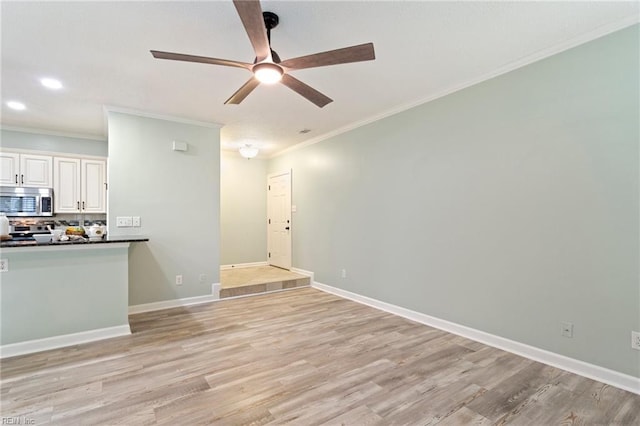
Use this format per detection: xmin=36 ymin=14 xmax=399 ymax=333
xmin=0 ymin=212 xmax=10 ymax=240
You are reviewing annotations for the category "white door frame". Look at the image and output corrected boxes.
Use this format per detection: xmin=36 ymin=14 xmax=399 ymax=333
xmin=267 ymin=170 xmax=292 ymax=269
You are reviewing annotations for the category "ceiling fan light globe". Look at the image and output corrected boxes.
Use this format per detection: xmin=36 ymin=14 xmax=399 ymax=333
xmin=239 ymin=145 xmax=259 ymax=159
xmin=253 ymin=63 xmax=283 ymax=84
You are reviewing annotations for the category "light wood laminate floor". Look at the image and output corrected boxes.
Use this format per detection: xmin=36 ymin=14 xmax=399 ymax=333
xmin=1 ymin=288 xmax=639 ymax=425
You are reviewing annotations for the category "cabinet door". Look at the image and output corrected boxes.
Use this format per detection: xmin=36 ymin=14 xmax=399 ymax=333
xmin=0 ymin=152 xmax=20 ymax=186
xmin=53 ymin=157 xmax=81 ymax=213
xmin=81 ymin=159 xmax=106 ymax=213
xmin=20 ymin=154 xmax=53 ymax=187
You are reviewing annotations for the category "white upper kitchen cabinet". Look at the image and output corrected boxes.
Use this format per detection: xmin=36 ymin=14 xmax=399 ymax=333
xmin=0 ymin=152 xmax=52 ymax=187
xmin=0 ymin=152 xmax=20 ymax=186
xmin=81 ymin=159 xmax=107 ymax=213
xmin=54 ymin=157 xmax=106 ymax=214
xmin=54 ymin=157 xmax=81 ymax=213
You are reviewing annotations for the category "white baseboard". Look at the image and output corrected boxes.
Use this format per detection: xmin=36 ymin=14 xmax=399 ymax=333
xmin=312 ymin=281 xmax=640 ymax=396
xmin=128 ymin=286 xmax=220 ymax=314
xmin=291 ymin=267 xmax=314 ymax=283
xmin=0 ymin=325 xmax=131 ymax=359
xmin=220 ymin=261 xmax=268 ymax=270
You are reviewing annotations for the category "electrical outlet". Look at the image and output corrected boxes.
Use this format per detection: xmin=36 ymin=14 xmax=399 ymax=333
xmin=341 ymin=269 xmax=347 ymax=279
xmin=132 ymin=216 xmax=141 ymax=227
xmin=561 ymin=322 xmax=573 ymax=338
xmin=0 ymin=259 xmax=8 ymax=272
xmin=199 ymin=274 xmax=207 ymax=283
xmin=175 ymin=275 xmax=183 ymax=286
xmin=632 ymin=331 xmax=640 ymax=350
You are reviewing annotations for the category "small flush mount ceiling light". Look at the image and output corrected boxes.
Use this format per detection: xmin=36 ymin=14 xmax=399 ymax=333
xmin=6 ymin=101 xmax=26 ymax=111
xmin=253 ymin=63 xmax=283 ymax=84
xmin=239 ymin=144 xmax=259 ymax=159
xmin=40 ymin=77 xmax=63 ymax=90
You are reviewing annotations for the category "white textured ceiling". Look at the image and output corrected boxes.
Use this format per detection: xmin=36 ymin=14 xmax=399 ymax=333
xmin=1 ymin=1 xmax=638 ymax=157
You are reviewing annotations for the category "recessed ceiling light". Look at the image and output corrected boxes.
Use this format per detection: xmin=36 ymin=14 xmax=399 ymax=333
xmin=40 ymin=77 xmax=63 ymax=90
xmin=6 ymin=101 xmax=26 ymax=110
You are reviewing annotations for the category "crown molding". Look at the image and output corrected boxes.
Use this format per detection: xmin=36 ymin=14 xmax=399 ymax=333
xmin=271 ymin=17 xmax=639 ymax=159
xmin=104 ymin=106 xmax=222 ymax=130
xmin=0 ymin=125 xmax=106 ymax=142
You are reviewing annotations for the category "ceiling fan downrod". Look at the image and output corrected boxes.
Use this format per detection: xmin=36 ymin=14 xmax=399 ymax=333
xmin=262 ymin=11 xmax=281 ymax=63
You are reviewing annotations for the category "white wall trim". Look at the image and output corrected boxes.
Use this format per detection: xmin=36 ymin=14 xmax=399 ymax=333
xmin=271 ymin=17 xmax=640 ymax=160
xmin=312 ymin=281 xmax=640 ymax=396
xmin=0 ymin=146 xmax=108 ymax=161
xmin=220 ymin=261 xmax=269 ymax=270
xmin=0 ymin=325 xmax=131 ymax=359
xmin=104 ymin=106 xmax=222 ymax=129
xmin=0 ymin=124 xmax=106 ymax=141
xmin=291 ymin=267 xmax=315 ymax=283
xmin=128 ymin=288 xmax=220 ymax=314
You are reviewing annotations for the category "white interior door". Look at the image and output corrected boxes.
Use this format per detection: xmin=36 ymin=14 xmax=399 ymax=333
xmin=267 ymin=170 xmax=291 ymax=270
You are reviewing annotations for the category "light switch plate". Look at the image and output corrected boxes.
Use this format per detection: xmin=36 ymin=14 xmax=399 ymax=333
xmin=132 ymin=216 xmax=141 ymax=227
xmin=116 ymin=216 xmax=133 ymax=227
xmin=0 ymin=259 xmax=8 ymax=272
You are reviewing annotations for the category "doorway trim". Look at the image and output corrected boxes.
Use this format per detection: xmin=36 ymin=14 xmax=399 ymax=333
xmin=267 ymin=169 xmax=292 ymax=270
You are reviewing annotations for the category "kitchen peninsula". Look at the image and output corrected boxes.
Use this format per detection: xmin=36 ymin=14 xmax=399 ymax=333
xmin=0 ymin=236 xmax=148 ymax=357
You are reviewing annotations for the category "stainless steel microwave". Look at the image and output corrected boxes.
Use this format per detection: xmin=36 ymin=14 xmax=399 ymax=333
xmin=0 ymin=187 xmax=54 ymax=217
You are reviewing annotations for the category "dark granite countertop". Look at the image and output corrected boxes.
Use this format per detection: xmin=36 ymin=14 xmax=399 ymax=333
xmin=0 ymin=235 xmax=149 ymax=249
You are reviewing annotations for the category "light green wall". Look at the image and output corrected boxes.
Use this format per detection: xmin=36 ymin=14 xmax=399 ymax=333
xmin=220 ymin=151 xmax=267 ymax=265
xmin=0 ymin=129 xmax=108 ymax=156
xmin=108 ymin=112 xmax=220 ymax=305
xmin=269 ymin=25 xmax=640 ymax=377
xmin=1 ymin=246 xmax=129 ymax=345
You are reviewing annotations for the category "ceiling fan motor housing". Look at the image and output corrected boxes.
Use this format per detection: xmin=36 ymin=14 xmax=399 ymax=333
xmin=263 ymin=11 xmax=279 ymax=30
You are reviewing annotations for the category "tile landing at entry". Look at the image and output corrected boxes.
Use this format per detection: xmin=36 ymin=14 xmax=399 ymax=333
xmin=219 ymin=265 xmax=310 ymax=298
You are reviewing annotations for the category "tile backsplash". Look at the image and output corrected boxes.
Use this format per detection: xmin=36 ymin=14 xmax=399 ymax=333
xmin=55 ymin=213 xmax=107 ymax=225
xmin=9 ymin=214 xmax=108 ymax=225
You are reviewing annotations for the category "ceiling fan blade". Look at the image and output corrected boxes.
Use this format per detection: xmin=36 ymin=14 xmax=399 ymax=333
xmin=151 ymin=50 xmax=252 ymax=70
xmin=280 ymin=74 xmax=332 ymax=108
xmin=233 ymin=0 xmax=271 ymax=62
xmin=225 ymin=77 xmax=261 ymax=105
xmin=279 ymin=42 xmax=375 ymax=71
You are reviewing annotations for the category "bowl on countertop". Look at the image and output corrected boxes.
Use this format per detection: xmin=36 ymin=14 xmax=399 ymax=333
xmin=33 ymin=234 xmax=52 ymax=243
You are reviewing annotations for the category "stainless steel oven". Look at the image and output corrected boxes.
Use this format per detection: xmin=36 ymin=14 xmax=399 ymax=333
xmin=0 ymin=187 xmax=54 ymax=217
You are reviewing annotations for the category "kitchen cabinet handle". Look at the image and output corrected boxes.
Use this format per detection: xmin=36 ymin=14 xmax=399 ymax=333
xmin=82 ymin=201 xmax=85 ymax=210
xmin=20 ymin=174 xmax=24 ymax=185
xmin=77 ymin=201 xmax=80 ymax=210
xmin=14 ymin=174 xmax=18 ymax=184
